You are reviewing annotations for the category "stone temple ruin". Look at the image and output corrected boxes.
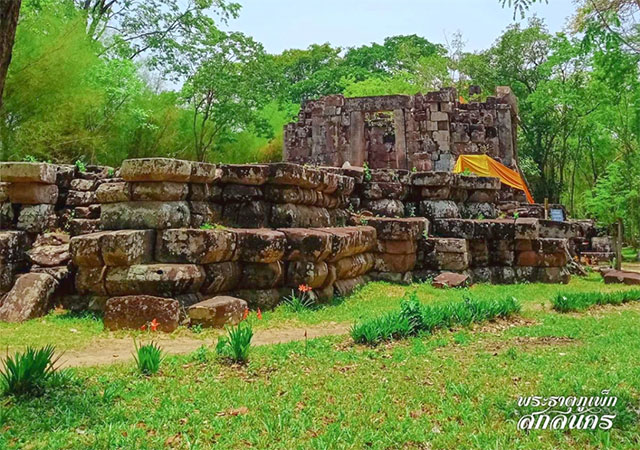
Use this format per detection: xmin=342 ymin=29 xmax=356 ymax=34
xmin=0 ymin=86 xmax=611 ymax=330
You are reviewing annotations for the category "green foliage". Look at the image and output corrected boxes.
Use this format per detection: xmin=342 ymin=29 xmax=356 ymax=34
xmin=133 ymin=341 xmax=164 ymax=375
xmin=552 ymin=289 xmax=640 ymax=312
xmin=283 ymin=290 xmax=316 ymax=313
xmin=351 ymin=293 xmax=521 ymax=346
xmin=1 ymin=345 xmax=63 ymax=396
xmin=216 ymin=323 xmax=253 ymax=363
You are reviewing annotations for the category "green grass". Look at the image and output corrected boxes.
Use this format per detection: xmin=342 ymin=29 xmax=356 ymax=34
xmin=552 ymin=289 xmax=640 ymax=312
xmin=1 ymin=273 xmax=637 ymax=352
xmin=2 ymin=300 xmax=640 ymax=448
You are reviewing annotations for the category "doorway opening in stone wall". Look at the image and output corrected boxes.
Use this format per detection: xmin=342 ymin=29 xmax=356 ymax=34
xmin=363 ymin=110 xmax=407 ymax=169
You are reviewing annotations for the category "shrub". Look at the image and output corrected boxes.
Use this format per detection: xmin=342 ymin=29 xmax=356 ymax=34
xmin=133 ymin=341 xmax=164 ymax=375
xmin=216 ymin=323 xmax=253 ymax=363
xmin=552 ymin=290 xmax=640 ymax=312
xmin=1 ymin=345 xmax=62 ymax=396
xmin=351 ymin=294 xmax=521 ymax=346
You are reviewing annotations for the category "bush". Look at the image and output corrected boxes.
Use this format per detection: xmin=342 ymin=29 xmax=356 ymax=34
xmin=216 ymin=323 xmax=253 ymax=363
xmin=133 ymin=341 xmax=164 ymax=375
xmin=1 ymin=345 xmax=62 ymax=396
xmin=552 ymin=290 xmax=640 ymax=312
xmin=350 ymin=293 xmax=521 ymax=346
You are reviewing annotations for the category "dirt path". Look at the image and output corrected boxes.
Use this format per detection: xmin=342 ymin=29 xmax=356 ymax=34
xmin=58 ymin=322 xmax=351 ymax=368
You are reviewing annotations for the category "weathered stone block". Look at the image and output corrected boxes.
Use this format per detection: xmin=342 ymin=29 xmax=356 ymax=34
xmin=66 ymin=190 xmax=97 ymax=207
xmin=130 ymin=182 xmax=188 ymax=201
xmin=70 ymin=179 xmax=96 ymax=191
xmin=453 ymin=175 xmax=500 ymax=190
xmin=222 ymin=184 xmax=263 ymax=202
xmin=101 ymin=201 xmax=190 ymax=230
xmin=188 ymin=296 xmax=247 ymax=328
xmin=96 ymin=182 xmax=131 ymax=203
xmin=190 ymin=162 xmax=219 ymax=183
xmin=233 ymin=229 xmax=285 ymax=263
xmin=0 ymin=273 xmax=58 ymax=322
xmin=364 ymin=217 xmax=428 ymax=241
xmin=0 ymin=263 xmax=18 ymax=293
xmin=359 ymin=182 xmax=406 ymax=200
xmin=268 ymin=163 xmax=321 ymax=189
xmin=333 ymin=252 xmax=375 ymax=279
xmin=270 ymin=204 xmax=331 ymax=228
xmin=376 ymin=239 xmax=417 ymax=255
xmin=279 ymin=228 xmax=332 ymax=262
xmin=264 ymin=185 xmax=317 ymax=205
xmin=75 ymin=265 xmax=107 ymax=295
xmin=411 ymin=171 xmax=451 ymax=187
xmin=70 ymin=231 xmax=106 ymax=266
xmin=0 ymin=162 xmax=57 ymax=184
xmin=361 ymin=199 xmax=405 ymax=217
xmin=0 ymin=231 xmax=29 ymax=263
xmin=220 ymin=164 xmax=269 ymax=185
xmin=27 ymin=243 xmax=70 ymax=267
xmin=286 ymin=261 xmax=329 ymax=288
xmin=17 ymin=204 xmax=57 ymax=233
xmin=325 ymin=226 xmax=377 ymax=261
xmin=102 ymin=230 xmax=155 ymax=266
xmin=105 ymin=264 xmax=205 ymax=297
xmin=433 ymin=272 xmax=470 ymax=288
xmin=8 ymin=183 xmax=58 ymax=204
xmin=104 ymin=295 xmax=180 ymax=332
xmin=419 ymin=200 xmax=460 ymax=221
xmin=432 ymin=219 xmax=476 ymax=239
xmin=120 ymin=158 xmax=192 ymax=182
xmin=233 ymin=288 xmax=283 ymax=310
xmin=375 ymin=252 xmax=417 ymax=273
xmin=334 ymin=276 xmax=366 ymax=298
xmin=222 ymin=201 xmax=269 ymax=228
xmin=201 ymin=261 xmax=242 ymax=295
xmin=156 ymin=229 xmax=235 ymax=264
xmin=68 ymin=219 xmax=100 ymax=236
xmin=468 ymin=239 xmax=489 ymax=267
xmin=240 ymin=261 xmax=284 ymax=289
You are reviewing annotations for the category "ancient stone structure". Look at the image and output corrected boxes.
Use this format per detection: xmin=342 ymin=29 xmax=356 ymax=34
xmin=284 ymin=87 xmax=519 ymax=173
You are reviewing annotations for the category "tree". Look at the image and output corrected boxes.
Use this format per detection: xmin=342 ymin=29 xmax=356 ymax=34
xmin=181 ymin=31 xmax=273 ymax=161
xmin=0 ymin=0 xmax=21 ymax=110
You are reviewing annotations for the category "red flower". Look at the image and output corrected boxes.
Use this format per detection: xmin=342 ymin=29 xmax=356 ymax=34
xmin=257 ymin=308 xmax=262 ymax=320
xmin=298 ymin=284 xmax=312 ymax=293
xmin=242 ymin=308 xmax=249 ymax=320
xmin=150 ymin=318 xmax=159 ymax=332
xmin=140 ymin=324 xmax=147 ymax=331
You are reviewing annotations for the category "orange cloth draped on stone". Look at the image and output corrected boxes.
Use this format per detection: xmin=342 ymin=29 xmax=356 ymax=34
xmin=453 ymin=154 xmax=534 ymax=204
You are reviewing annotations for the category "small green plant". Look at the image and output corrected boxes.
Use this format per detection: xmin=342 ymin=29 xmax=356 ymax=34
xmin=1 ymin=345 xmax=62 ymax=396
xmin=107 ymin=168 xmax=115 ymax=177
xmin=350 ymin=312 xmax=412 ymax=346
xmin=460 ymin=169 xmax=474 ymax=176
xmin=284 ymin=285 xmax=316 ymax=312
xmin=216 ymin=323 xmax=253 ymax=363
xmin=22 ymin=155 xmax=38 ymax=163
xmin=74 ymin=160 xmax=87 ymax=173
xmin=133 ymin=341 xmax=164 ymax=375
xmin=359 ymin=217 xmax=369 ymax=225
xmin=200 ymin=222 xmax=227 ymax=230
xmin=422 ymin=229 xmax=429 ymax=239
xmin=191 ymin=345 xmax=211 ymax=363
xmin=513 ymin=212 xmax=520 ymax=219
xmin=363 ymin=162 xmax=372 ymax=182
xmin=476 ymin=213 xmax=485 ymax=220
xmin=191 ymin=323 xmax=203 ymax=334
xmin=405 ymin=204 xmax=416 ymax=217
xmin=411 ymin=166 xmax=418 ymax=173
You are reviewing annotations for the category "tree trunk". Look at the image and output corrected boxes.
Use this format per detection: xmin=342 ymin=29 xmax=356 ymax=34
xmin=0 ymin=0 xmax=21 ymax=110
xmin=615 ymin=218 xmax=623 ymax=271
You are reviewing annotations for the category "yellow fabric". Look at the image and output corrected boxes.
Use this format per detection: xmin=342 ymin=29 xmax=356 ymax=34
xmin=453 ymin=154 xmax=534 ymax=204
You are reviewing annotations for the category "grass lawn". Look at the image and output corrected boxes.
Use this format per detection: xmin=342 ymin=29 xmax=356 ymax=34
xmin=1 ymin=274 xmax=640 ymax=448
xmin=1 ymin=272 xmax=637 ymax=352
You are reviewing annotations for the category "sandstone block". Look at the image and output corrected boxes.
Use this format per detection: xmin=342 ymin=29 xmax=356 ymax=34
xmin=333 ymin=252 xmax=376 ymax=279
xmin=201 ymin=261 xmax=242 ymax=295
xmin=0 ymin=231 xmax=29 ymax=263
xmin=120 ymin=158 xmax=192 ymax=182
xmin=375 ymin=252 xmax=417 ymax=273
xmin=0 ymin=273 xmax=58 ymax=322
xmin=285 ymin=261 xmax=329 ymax=288
xmin=222 ymin=201 xmax=269 ymax=228
xmin=96 ymin=182 xmax=131 ymax=203
xmin=102 ymin=230 xmax=155 ymax=266
xmin=233 ymin=288 xmax=283 ymax=310
xmin=361 ymin=199 xmax=405 ymax=217
xmin=433 ymin=272 xmax=470 ymax=288
xmin=17 ymin=204 xmax=57 ymax=233
xmin=188 ymin=296 xmax=247 ymax=328
xmin=270 ymin=204 xmax=331 ymax=228
xmin=220 ymin=164 xmax=269 ymax=185
xmin=334 ymin=276 xmax=366 ymax=298
xmin=130 ymin=182 xmax=188 ymax=201
xmin=233 ymin=229 xmax=285 ymax=263
xmin=419 ymin=200 xmax=460 ymax=221
xmin=68 ymin=219 xmax=100 ymax=236
xmin=268 ymin=163 xmax=321 ymax=189
xmin=190 ymin=162 xmax=219 ymax=183
xmin=105 ymin=264 xmax=205 ymax=297
xmin=279 ymin=228 xmax=332 ymax=262
xmin=410 ymin=171 xmax=451 ymax=187
xmin=325 ymin=226 xmax=377 ymax=261
xmin=222 ymin=184 xmax=263 ymax=202
xmin=70 ymin=231 xmax=107 ymax=266
xmin=156 ymin=229 xmax=234 ymax=264
xmin=364 ymin=217 xmax=428 ymax=241
xmin=104 ymin=295 xmax=180 ymax=332
xmin=101 ymin=201 xmax=190 ymax=230
xmin=70 ymin=179 xmax=96 ymax=191
xmin=75 ymin=265 xmax=107 ymax=295
xmin=240 ymin=261 xmax=284 ymax=289
xmin=8 ymin=183 xmax=58 ymax=204
xmin=376 ymin=239 xmax=417 ymax=255
xmin=0 ymin=162 xmax=56 ymax=184
xmin=27 ymin=244 xmax=70 ymax=267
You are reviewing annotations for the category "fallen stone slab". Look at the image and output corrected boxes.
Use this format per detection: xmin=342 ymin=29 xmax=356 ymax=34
xmin=0 ymin=162 xmax=57 ymax=184
xmin=603 ymin=270 xmax=640 ymax=285
xmin=105 ymin=264 xmax=205 ymax=297
xmin=104 ymin=295 xmax=180 ymax=332
xmin=27 ymin=244 xmax=70 ymax=267
xmin=0 ymin=273 xmax=58 ymax=322
xmin=101 ymin=201 xmax=190 ymax=230
xmin=8 ymin=183 xmax=58 ymax=204
xmin=156 ymin=229 xmax=235 ymax=264
xmin=120 ymin=158 xmax=192 ymax=182
xmin=432 ymin=271 xmax=470 ymax=288
xmin=188 ymin=296 xmax=247 ymax=328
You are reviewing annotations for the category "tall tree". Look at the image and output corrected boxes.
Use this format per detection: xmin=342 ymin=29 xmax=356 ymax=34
xmin=0 ymin=0 xmax=21 ymax=109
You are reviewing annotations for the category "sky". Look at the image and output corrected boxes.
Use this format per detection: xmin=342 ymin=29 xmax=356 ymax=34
xmin=221 ymin=0 xmax=576 ymax=54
